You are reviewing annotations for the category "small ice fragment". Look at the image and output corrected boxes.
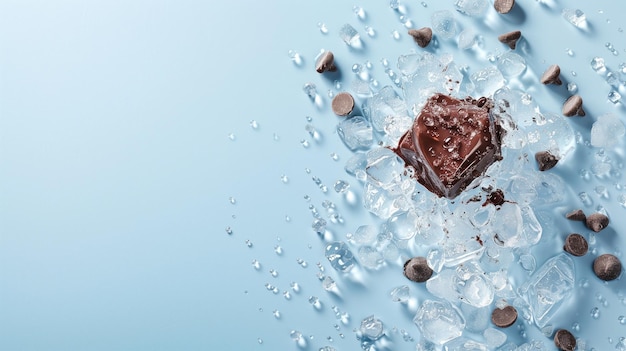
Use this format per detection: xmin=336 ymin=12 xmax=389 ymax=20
xmin=334 ymin=180 xmax=350 ymax=193
xmin=454 ymin=0 xmax=488 ymax=17
xmin=457 ymin=28 xmax=476 ymax=49
xmin=390 ymin=285 xmax=410 ymax=303
xmin=339 ymin=24 xmax=361 ymax=47
xmin=359 ymin=315 xmax=384 ymax=340
xmin=521 ymin=253 xmax=575 ymax=327
xmin=414 ymin=299 xmax=465 ymax=345
xmin=303 ymin=83 xmax=317 ymax=99
xmin=562 ymin=8 xmax=586 ymax=27
xmin=608 ymin=90 xmax=622 ymax=103
xmin=431 ymin=10 xmax=457 ymax=40
xmin=318 ymin=22 xmax=328 ymax=34
xmin=325 ymin=241 xmax=356 ymax=272
xmin=321 ymin=276 xmax=336 ymax=291
xmin=497 ymin=52 xmax=526 ymax=77
xmin=591 ymin=57 xmax=606 ymax=72
xmin=471 ymin=66 xmax=505 ymax=96
xmin=288 ymin=50 xmax=303 ymax=66
xmin=591 ymin=113 xmax=625 ymax=148
xmin=357 ymin=246 xmax=383 ymax=269
xmin=312 ymin=218 xmax=327 ymax=234
xmin=337 ymin=116 xmax=374 ymax=151
xmin=353 ymin=225 xmax=378 ymax=245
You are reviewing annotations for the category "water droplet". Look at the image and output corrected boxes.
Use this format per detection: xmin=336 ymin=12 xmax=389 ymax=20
xmin=297 ymin=258 xmax=308 ymax=267
xmin=288 ymin=50 xmax=303 ymax=66
xmin=566 ymin=48 xmax=575 ymax=56
xmin=250 ymin=120 xmax=259 ymax=130
xmin=228 ymin=133 xmax=236 ymax=141
xmin=318 ymin=22 xmax=328 ymax=34
xmin=252 ymin=259 xmax=261 ymax=270
xmin=591 ymin=307 xmax=600 ymax=319
xmin=283 ymin=291 xmax=291 ymax=300
xmin=391 ymin=30 xmax=401 ymax=40
xmin=301 ymin=140 xmax=310 ymax=148
xmin=225 ymin=226 xmax=233 ymax=235
xmin=257 ymin=338 xmax=263 ymax=344
xmin=291 ymin=281 xmax=301 ymax=292
xmin=274 ymin=245 xmax=283 ymax=255
xmin=567 ymin=82 xmax=578 ymax=92
xmin=353 ymin=6 xmax=366 ymax=20
xmin=269 ymin=269 xmax=279 ymax=277
xmin=229 ymin=197 xmax=236 ymax=205
xmin=330 ymin=153 xmax=340 ymax=161
xmin=245 ymin=240 xmax=253 ymax=248
xmin=273 ymin=133 xmax=280 ymax=141
xmin=280 ymin=175 xmax=289 ymax=184
xmin=273 ymin=310 xmax=281 ymax=319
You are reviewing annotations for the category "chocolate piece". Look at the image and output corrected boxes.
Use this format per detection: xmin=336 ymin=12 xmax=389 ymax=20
xmin=593 ymin=254 xmax=622 ymax=281
xmin=565 ymin=209 xmax=586 ymax=222
xmin=331 ymin=92 xmax=355 ymax=116
xmin=540 ymin=64 xmax=562 ymax=85
xmin=484 ymin=189 xmax=505 ymax=206
xmin=403 ymin=257 xmax=433 ymax=283
xmin=494 ymin=0 xmax=515 ymax=14
xmin=564 ymin=233 xmax=588 ymax=256
xmin=408 ymin=27 xmax=433 ymax=48
xmin=535 ymin=151 xmax=559 ymax=171
xmin=498 ymin=30 xmax=521 ymax=50
xmin=491 ymin=306 xmax=517 ymax=328
xmin=554 ymin=329 xmax=576 ymax=351
xmin=394 ymin=94 xmax=502 ymax=199
xmin=562 ymin=95 xmax=585 ymax=117
xmin=315 ymin=51 xmax=337 ymax=73
xmin=586 ymin=213 xmax=609 ymax=232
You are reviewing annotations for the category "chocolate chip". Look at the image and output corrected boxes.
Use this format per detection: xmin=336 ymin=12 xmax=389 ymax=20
xmin=565 ymin=209 xmax=586 ymax=222
xmin=408 ymin=27 xmax=433 ymax=48
xmin=403 ymin=257 xmax=433 ymax=283
xmin=484 ymin=189 xmax=505 ymax=206
xmin=498 ymin=30 xmax=521 ymax=50
xmin=540 ymin=64 xmax=562 ymax=85
xmin=562 ymin=95 xmax=585 ymax=117
xmin=554 ymin=329 xmax=576 ymax=351
xmin=491 ymin=305 xmax=517 ymax=328
xmin=593 ymin=254 xmax=622 ymax=281
xmin=535 ymin=151 xmax=559 ymax=171
xmin=315 ymin=51 xmax=337 ymax=74
xmin=564 ymin=233 xmax=588 ymax=257
xmin=585 ymin=213 xmax=609 ymax=232
xmin=494 ymin=0 xmax=515 ymax=14
xmin=331 ymin=92 xmax=355 ymax=116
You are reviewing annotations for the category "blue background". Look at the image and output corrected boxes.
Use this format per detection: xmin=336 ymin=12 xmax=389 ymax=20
xmin=2 ymin=0 xmax=626 ymax=350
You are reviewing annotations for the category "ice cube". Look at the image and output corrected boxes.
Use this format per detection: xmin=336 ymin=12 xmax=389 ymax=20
xmin=483 ymin=328 xmax=507 ymax=348
xmin=353 ymin=225 xmax=378 ymax=245
xmin=357 ymin=246 xmax=383 ymax=269
xmin=454 ymin=0 xmax=488 ymax=17
xmin=455 ymin=261 xmax=494 ymax=307
xmin=362 ymin=85 xmax=409 ymax=132
xmin=497 ymin=52 xmax=527 ymax=77
xmin=337 ymin=116 xmax=374 ymax=151
xmin=390 ymin=285 xmax=410 ymax=303
xmin=325 ymin=241 xmax=356 ymax=272
xmin=384 ymin=210 xmax=420 ymax=240
xmin=414 ymin=299 xmax=465 ymax=345
xmin=339 ymin=24 xmax=362 ymax=47
xmin=365 ymin=147 xmax=405 ymax=188
xmin=443 ymin=337 xmax=489 ymax=351
xmin=359 ymin=315 xmax=384 ymax=340
xmin=591 ymin=113 xmax=625 ymax=148
xmin=363 ymin=182 xmax=404 ymax=219
xmin=521 ymin=253 xmax=575 ymax=327
xmin=562 ymin=8 xmax=586 ymax=28
xmin=431 ymin=10 xmax=457 ymax=40
xmin=457 ymin=28 xmax=477 ymax=49
xmin=471 ymin=66 xmax=504 ymax=96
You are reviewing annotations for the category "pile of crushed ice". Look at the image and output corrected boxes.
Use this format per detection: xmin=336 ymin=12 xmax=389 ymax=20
xmin=324 ymin=49 xmax=589 ymax=349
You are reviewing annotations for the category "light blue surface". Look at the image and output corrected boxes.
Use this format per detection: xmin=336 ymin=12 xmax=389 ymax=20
xmin=1 ymin=1 xmax=626 ymax=350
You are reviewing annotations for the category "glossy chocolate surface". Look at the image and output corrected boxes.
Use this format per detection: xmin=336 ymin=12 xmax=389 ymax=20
xmin=395 ymin=93 xmax=502 ymax=199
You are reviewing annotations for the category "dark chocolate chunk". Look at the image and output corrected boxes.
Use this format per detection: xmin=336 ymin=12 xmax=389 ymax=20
xmin=331 ymin=92 xmax=355 ymax=116
xmin=394 ymin=94 xmax=502 ymax=199
xmin=535 ymin=151 xmax=559 ymax=171
xmin=593 ymin=254 xmax=622 ymax=281
xmin=540 ymin=64 xmax=562 ymax=85
xmin=403 ymin=257 xmax=433 ymax=283
xmin=315 ymin=51 xmax=337 ymax=73
xmin=554 ymin=329 xmax=576 ymax=351
xmin=491 ymin=305 xmax=517 ymax=328
xmin=408 ymin=27 xmax=433 ymax=48
xmin=562 ymin=95 xmax=585 ymax=117
xmin=484 ymin=189 xmax=505 ymax=206
xmin=498 ymin=30 xmax=521 ymax=50
xmin=565 ymin=209 xmax=586 ymax=222
xmin=564 ymin=233 xmax=588 ymax=257
xmin=586 ymin=213 xmax=609 ymax=232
